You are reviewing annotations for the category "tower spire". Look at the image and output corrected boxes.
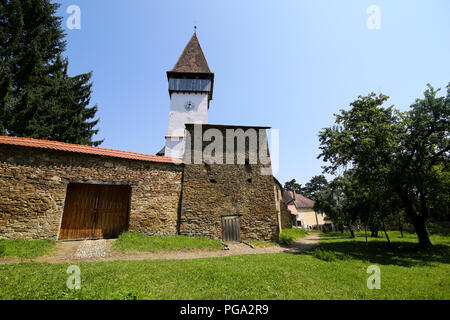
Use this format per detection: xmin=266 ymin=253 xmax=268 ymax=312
xmin=163 ymin=33 xmax=214 ymax=158
xmin=169 ymin=32 xmax=212 ymax=74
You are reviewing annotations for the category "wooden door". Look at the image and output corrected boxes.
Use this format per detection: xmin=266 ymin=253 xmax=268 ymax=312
xmin=221 ymin=215 xmax=241 ymax=242
xmin=59 ymin=184 xmax=130 ymax=240
xmin=92 ymin=185 xmax=130 ymax=239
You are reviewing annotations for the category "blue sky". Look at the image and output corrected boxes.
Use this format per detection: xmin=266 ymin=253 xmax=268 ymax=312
xmin=56 ymin=0 xmax=450 ymax=186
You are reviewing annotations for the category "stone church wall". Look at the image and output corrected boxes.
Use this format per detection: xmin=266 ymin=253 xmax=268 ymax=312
xmin=180 ymin=124 xmax=280 ymax=241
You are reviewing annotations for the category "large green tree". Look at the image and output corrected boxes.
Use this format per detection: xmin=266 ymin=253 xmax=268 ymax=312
xmin=318 ymin=85 xmax=449 ymax=248
xmin=302 ymin=175 xmax=329 ymax=200
xmin=392 ymin=84 xmax=450 ymax=247
xmin=0 ymin=0 xmax=102 ymax=145
xmin=284 ymin=179 xmax=303 ymax=195
xmin=314 ymin=174 xmax=359 ymax=238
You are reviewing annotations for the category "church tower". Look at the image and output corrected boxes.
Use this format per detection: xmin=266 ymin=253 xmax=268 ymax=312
xmin=163 ymin=31 xmax=214 ymax=158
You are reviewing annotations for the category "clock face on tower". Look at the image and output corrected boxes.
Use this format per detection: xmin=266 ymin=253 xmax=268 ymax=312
xmin=184 ymin=100 xmax=195 ymax=111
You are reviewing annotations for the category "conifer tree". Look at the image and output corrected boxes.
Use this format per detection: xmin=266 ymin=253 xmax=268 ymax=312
xmin=0 ymin=0 xmax=102 ymax=145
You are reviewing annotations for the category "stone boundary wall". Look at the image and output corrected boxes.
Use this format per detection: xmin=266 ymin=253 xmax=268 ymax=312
xmin=0 ymin=145 xmax=183 ymax=240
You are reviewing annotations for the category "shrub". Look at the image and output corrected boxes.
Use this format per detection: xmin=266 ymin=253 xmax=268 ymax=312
xmin=278 ymin=228 xmax=307 ymax=245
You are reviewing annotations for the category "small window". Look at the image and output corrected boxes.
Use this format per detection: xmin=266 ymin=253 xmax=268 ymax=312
xmin=247 ymin=178 xmax=252 ymax=183
xmin=210 ymin=179 xmax=217 ymax=184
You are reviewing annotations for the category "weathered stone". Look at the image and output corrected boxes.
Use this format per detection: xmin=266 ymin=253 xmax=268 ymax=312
xmin=0 ymin=127 xmax=280 ymax=242
xmin=0 ymin=145 xmax=183 ymax=240
xmin=180 ymin=125 xmax=279 ymax=241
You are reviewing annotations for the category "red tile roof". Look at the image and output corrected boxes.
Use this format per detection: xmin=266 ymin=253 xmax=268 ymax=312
xmin=287 ymin=204 xmax=298 ymax=216
xmin=0 ymin=136 xmax=183 ymax=164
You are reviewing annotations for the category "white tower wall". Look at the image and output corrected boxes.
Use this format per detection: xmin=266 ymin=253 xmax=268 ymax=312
xmin=165 ymin=92 xmax=209 ymax=158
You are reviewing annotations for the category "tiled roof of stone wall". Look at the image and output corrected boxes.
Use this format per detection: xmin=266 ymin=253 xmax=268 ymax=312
xmin=0 ymin=136 xmax=183 ymax=164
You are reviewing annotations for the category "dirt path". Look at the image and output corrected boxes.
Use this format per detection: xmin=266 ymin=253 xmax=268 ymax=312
xmin=0 ymin=233 xmax=321 ymax=265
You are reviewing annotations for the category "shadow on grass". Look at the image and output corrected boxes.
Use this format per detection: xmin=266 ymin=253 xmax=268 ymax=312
xmin=302 ymin=233 xmax=450 ymax=267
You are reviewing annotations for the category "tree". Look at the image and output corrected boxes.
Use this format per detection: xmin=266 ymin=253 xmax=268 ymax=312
xmin=318 ymin=85 xmax=449 ymax=248
xmin=392 ymin=84 xmax=450 ymax=248
xmin=302 ymin=175 xmax=329 ymax=200
xmin=284 ymin=179 xmax=303 ymax=195
xmin=314 ymin=174 xmax=359 ymax=238
xmin=0 ymin=0 xmax=102 ymax=145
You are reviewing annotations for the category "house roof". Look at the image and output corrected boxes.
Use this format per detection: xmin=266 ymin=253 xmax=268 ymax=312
xmin=282 ymin=190 xmax=295 ymax=205
xmin=287 ymin=204 xmax=298 ymax=216
xmin=282 ymin=190 xmax=315 ymax=209
xmin=0 ymin=136 xmax=183 ymax=164
xmin=294 ymin=194 xmax=315 ymax=209
xmin=170 ymin=33 xmax=212 ymax=74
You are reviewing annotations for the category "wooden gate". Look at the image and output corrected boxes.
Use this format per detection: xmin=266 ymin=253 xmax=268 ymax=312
xmin=59 ymin=183 xmax=130 ymax=240
xmin=221 ymin=215 xmax=241 ymax=242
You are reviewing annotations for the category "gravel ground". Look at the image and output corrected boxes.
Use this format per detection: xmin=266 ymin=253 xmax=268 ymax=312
xmin=73 ymin=240 xmax=108 ymax=259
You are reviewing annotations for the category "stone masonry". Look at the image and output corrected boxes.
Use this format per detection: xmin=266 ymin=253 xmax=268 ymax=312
xmin=0 ymin=144 xmax=183 ymax=240
xmin=179 ymin=124 xmax=280 ymax=241
xmin=0 ymin=130 xmax=280 ymax=241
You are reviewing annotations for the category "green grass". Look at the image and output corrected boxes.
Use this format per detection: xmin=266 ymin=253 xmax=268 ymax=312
xmin=247 ymin=240 xmax=277 ymax=248
xmin=315 ymin=230 xmax=450 ymax=265
xmin=0 ymin=231 xmax=448 ymax=299
xmin=278 ymin=228 xmax=307 ymax=245
xmin=0 ymin=239 xmax=56 ymax=260
xmin=112 ymin=232 xmax=223 ymax=253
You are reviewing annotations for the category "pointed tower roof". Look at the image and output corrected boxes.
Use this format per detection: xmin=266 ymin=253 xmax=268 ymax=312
xmin=170 ymin=33 xmax=212 ymax=74
xmin=167 ymin=31 xmax=214 ymax=101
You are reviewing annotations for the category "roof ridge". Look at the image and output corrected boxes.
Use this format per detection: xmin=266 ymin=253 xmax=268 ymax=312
xmin=0 ymin=136 xmax=182 ymax=164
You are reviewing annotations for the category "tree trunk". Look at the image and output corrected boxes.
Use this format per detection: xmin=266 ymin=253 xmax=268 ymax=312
xmin=399 ymin=216 xmax=404 ymax=238
xmin=382 ymin=220 xmax=391 ymax=244
xmin=349 ymin=227 xmax=355 ymax=238
xmin=397 ymin=189 xmax=433 ymax=249
xmin=411 ymin=216 xmax=432 ymax=249
xmin=370 ymin=220 xmax=379 ymax=238
xmin=365 ymin=224 xmax=368 ymax=243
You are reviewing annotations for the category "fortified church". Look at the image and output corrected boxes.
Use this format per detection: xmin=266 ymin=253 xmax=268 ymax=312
xmin=0 ymin=32 xmax=289 ymax=242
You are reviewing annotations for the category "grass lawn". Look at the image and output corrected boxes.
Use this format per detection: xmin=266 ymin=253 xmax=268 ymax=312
xmin=278 ymin=228 xmax=308 ymax=244
xmin=112 ymin=232 xmax=223 ymax=253
xmin=0 ymin=239 xmax=55 ymax=260
xmin=0 ymin=231 xmax=448 ymax=299
xmin=247 ymin=240 xmax=278 ymax=248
